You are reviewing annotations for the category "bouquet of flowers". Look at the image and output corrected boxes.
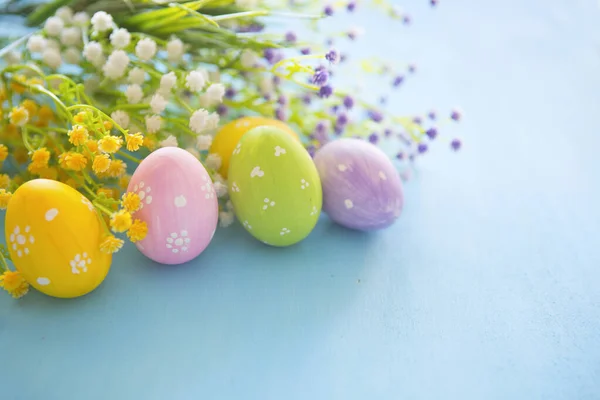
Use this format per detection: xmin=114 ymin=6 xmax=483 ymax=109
xmin=0 ymin=0 xmax=461 ymax=299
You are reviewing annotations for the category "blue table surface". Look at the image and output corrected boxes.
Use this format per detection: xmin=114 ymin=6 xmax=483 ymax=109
xmin=2 ymin=1 xmax=600 ymax=399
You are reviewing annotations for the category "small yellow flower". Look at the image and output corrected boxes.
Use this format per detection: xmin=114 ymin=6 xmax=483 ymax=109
xmin=0 ymin=144 xmax=8 ymax=162
xmin=4 ymin=124 xmax=19 ymax=140
xmin=10 ymin=75 xmax=27 ymax=94
xmin=27 ymin=163 xmax=46 ymax=175
xmin=86 ymin=139 xmax=99 ymax=154
xmin=14 ymin=147 xmax=28 ymax=164
xmin=98 ymin=135 xmax=123 ymax=154
xmin=92 ymin=154 xmax=111 ymax=174
xmin=107 ymin=159 xmax=126 ymax=178
xmin=0 ymin=189 xmax=12 ymax=209
xmin=38 ymin=105 xmax=54 ymax=122
xmin=9 ymin=106 xmax=29 ymax=127
xmin=110 ymin=210 xmax=132 ymax=233
xmin=121 ymin=192 xmax=141 ymax=212
xmin=119 ymin=175 xmax=131 ymax=190
xmin=0 ymin=87 xmax=6 ymax=103
xmin=21 ymin=99 xmax=38 ymax=117
xmin=38 ymin=166 xmax=58 ymax=180
xmin=127 ymin=219 xmax=148 ymax=242
xmin=27 ymin=77 xmax=44 ymax=87
xmin=73 ymin=111 xmax=88 ymax=124
xmin=0 ymin=270 xmax=29 ymax=299
xmin=68 ymin=125 xmax=89 ymax=146
xmin=143 ymin=135 xmax=157 ymax=150
xmin=0 ymin=174 xmax=10 ymax=189
xmin=100 ymin=235 xmax=124 ymax=254
xmin=97 ymin=188 xmax=116 ymax=200
xmin=126 ymin=133 xmax=144 ymax=152
xmin=64 ymin=152 xmax=88 ymax=171
xmin=103 ymin=121 xmax=113 ymax=131
xmin=31 ymin=147 xmax=50 ymax=168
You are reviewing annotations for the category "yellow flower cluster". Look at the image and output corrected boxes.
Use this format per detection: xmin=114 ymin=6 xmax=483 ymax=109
xmin=0 ymin=270 xmax=29 ymax=299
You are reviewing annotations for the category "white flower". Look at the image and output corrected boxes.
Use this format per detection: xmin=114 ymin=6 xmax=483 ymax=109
xmin=196 ymin=135 xmax=212 ymax=151
xmin=4 ymin=51 xmax=21 ymax=65
xmin=126 ymin=84 xmax=143 ymax=104
xmin=259 ymin=76 xmax=273 ymax=95
xmin=205 ymin=153 xmax=222 ymax=170
xmin=166 ymin=37 xmax=184 ymax=62
xmin=91 ymin=11 xmax=113 ymax=32
xmin=128 ymin=67 xmax=146 ymax=84
xmin=159 ymin=71 xmax=177 ymax=95
xmin=46 ymin=39 xmax=60 ymax=50
xmin=225 ymin=200 xmax=234 ymax=211
xmin=73 ymin=12 xmax=89 ymax=27
xmin=214 ymin=182 xmax=227 ymax=198
xmin=60 ymin=27 xmax=80 ymax=46
xmin=240 ymin=49 xmax=258 ymax=68
xmin=145 ymin=115 xmax=162 ymax=133
xmin=185 ymin=70 xmax=207 ymax=92
xmin=150 ymin=93 xmax=167 ymax=114
xmin=44 ymin=16 xmax=64 ymax=36
xmin=83 ymin=41 xmax=103 ymax=63
xmin=206 ymin=112 xmax=220 ymax=131
xmin=42 ymin=48 xmax=62 ymax=69
xmin=27 ymin=35 xmax=46 ymax=53
xmin=159 ymin=135 xmax=178 ymax=148
xmin=56 ymin=6 xmax=73 ymax=22
xmin=63 ymin=47 xmax=81 ymax=64
xmin=110 ymin=28 xmax=131 ymax=49
xmin=189 ymin=109 xmax=209 ymax=133
xmin=205 ymin=83 xmax=225 ymax=104
xmin=219 ymin=211 xmax=234 ymax=227
xmin=102 ymin=50 xmax=130 ymax=79
xmin=135 ymin=38 xmax=157 ymax=61
xmin=111 ymin=110 xmax=130 ymax=129
xmin=186 ymin=147 xmax=200 ymax=158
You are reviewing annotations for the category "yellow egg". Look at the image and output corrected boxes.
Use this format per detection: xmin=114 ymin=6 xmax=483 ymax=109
xmin=5 ymin=179 xmax=112 ymax=298
xmin=210 ymin=117 xmax=299 ymax=178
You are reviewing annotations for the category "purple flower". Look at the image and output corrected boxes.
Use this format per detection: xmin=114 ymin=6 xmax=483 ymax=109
xmin=285 ymin=31 xmax=297 ymax=43
xmin=319 ymin=85 xmax=333 ymax=98
xmin=425 ymin=127 xmax=438 ymax=140
xmin=225 ymin=87 xmax=236 ymax=99
xmin=312 ymin=66 xmax=329 ymax=86
xmin=278 ymin=95 xmax=288 ymax=106
xmin=408 ymin=63 xmax=416 ymax=73
xmin=417 ymin=143 xmax=428 ymax=153
xmin=324 ymin=5 xmax=334 ymax=16
xmin=379 ymin=96 xmax=387 ymax=105
xmin=326 ymin=49 xmax=340 ymax=64
xmin=334 ymin=125 xmax=344 ymax=135
xmin=336 ymin=113 xmax=348 ymax=126
xmin=307 ymin=145 xmax=317 ymax=158
xmin=263 ymin=48 xmax=275 ymax=64
xmin=451 ymin=109 xmax=462 ymax=121
xmin=331 ymin=105 xmax=339 ymax=114
xmin=451 ymin=138 xmax=462 ymax=151
xmin=273 ymin=75 xmax=281 ymax=86
xmin=343 ymin=95 xmax=354 ymax=109
xmin=393 ymin=75 xmax=404 ymax=87
xmin=368 ymin=133 xmax=379 ymax=144
xmin=303 ymin=94 xmax=312 ymax=105
xmin=369 ymin=110 xmax=384 ymax=123
xmin=396 ymin=152 xmax=404 ymax=160
xmin=276 ymin=108 xmax=287 ymax=121
xmin=384 ymin=129 xmax=392 ymax=137
xmin=428 ymin=110 xmax=436 ymax=120
xmin=325 ymin=38 xmax=334 ymax=47
xmin=430 ymin=0 xmax=439 ymax=6
xmin=347 ymin=1 xmax=357 ymax=12
xmin=301 ymin=47 xmax=311 ymax=55
xmin=413 ymin=116 xmax=423 ymax=125
xmin=316 ymin=120 xmax=329 ymax=134
xmin=340 ymin=53 xmax=347 ymax=63
xmin=403 ymin=15 xmax=411 ymax=25
xmin=217 ymin=104 xmax=227 ymax=116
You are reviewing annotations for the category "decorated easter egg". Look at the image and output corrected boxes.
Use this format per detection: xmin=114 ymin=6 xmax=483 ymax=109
xmin=228 ymin=126 xmax=322 ymax=246
xmin=5 ymin=179 xmax=112 ymax=298
xmin=314 ymin=138 xmax=404 ymax=231
xmin=210 ymin=116 xmax=299 ymax=178
xmin=128 ymin=147 xmax=218 ymax=264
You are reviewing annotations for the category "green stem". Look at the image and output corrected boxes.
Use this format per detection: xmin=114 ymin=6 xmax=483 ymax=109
xmin=117 ymin=150 xmax=141 ymax=164
xmin=0 ymin=249 xmax=9 ymax=273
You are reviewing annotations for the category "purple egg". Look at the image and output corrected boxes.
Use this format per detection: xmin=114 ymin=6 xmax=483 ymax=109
xmin=314 ymin=138 xmax=404 ymax=231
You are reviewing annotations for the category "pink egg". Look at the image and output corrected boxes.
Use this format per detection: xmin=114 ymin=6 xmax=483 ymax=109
xmin=127 ymin=147 xmax=218 ymax=265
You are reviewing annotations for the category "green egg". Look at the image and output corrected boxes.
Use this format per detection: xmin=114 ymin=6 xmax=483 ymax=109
xmin=228 ymin=126 xmax=322 ymax=246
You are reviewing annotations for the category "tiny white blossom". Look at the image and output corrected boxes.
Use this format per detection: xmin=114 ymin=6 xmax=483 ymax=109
xmin=196 ymin=135 xmax=212 ymax=151
xmin=206 ymin=112 xmax=220 ymax=131
xmin=60 ymin=27 xmax=80 ymax=46
xmin=55 ymin=6 xmax=73 ymax=22
xmin=189 ymin=109 xmax=209 ymax=133
xmin=27 ymin=35 xmax=46 ymax=53
xmin=46 ymin=39 xmax=61 ymax=50
xmin=186 ymin=147 xmax=200 ymax=158
xmin=145 ymin=115 xmax=162 ymax=133
xmin=73 ymin=12 xmax=89 ymax=27
xmin=240 ymin=49 xmax=258 ymax=68
xmin=225 ymin=200 xmax=234 ymax=211
xmin=125 ymin=84 xmax=143 ymax=104
xmin=219 ymin=211 xmax=234 ymax=227
xmin=205 ymin=83 xmax=225 ymax=104
xmin=103 ymin=50 xmax=130 ymax=79
xmin=159 ymin=71 xmax=177 ymax=95
xmin=111 ymin=110 xmax=130 ymax=129
xmin=110 ymin=28 xmax=131 ymax=49
xmin=63 ymin=47 xmax=81 ymax=64
xmin=185 ymin=70 xmax=207 ymax=92
xmin=150 ymin=93 xmax=168 ymax=114
xmin=214 ymin=182 xmax=227 ymax=198
xmin=44 ymin=16 xmax=64 ymax=36
xmin=259 ymin=76 xmax=274 ymax=95
xmin=135 ymin=38 xmax=157 ymax=61
xmin=83 ymin=41 xmax=103 ymax=63
xmin=128 ymin=67 xmax=146 ymax=84
xmin=166 ymin=37 xmax=184 ymax=62
xmin=42 ymin=48 xmax=62 ymax=69
xmin=4 ymin=51 xmax=21 ymax=65
xmin=205 ymin=153 xmax=222 ymax=170
xmin=159 ymin=135 xmax=178 ymax=148
xmin=91 ymin=11 xmax=113 ymax=32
